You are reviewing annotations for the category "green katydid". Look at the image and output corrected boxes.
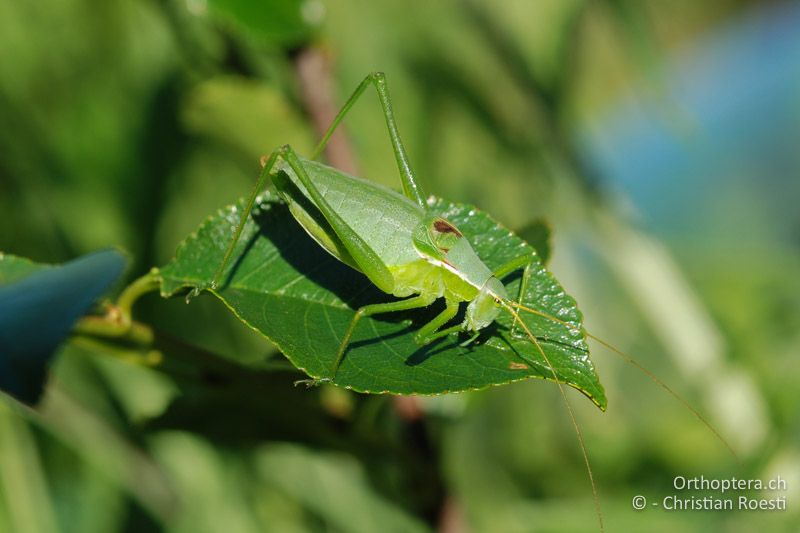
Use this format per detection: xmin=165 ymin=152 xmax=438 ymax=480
xmin=201 ymin=71 xmax=557 ymax=378
xmin=191 ymin=71 xmax=604 ymax=525
xmin=191 ymin=72 xmax=734 ymax=532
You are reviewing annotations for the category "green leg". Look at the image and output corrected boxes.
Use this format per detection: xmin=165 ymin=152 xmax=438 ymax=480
xmin=427 ymin=324 xmax=466 ymax=345
xmin=492 ymin=254 xmax=534 ymax=336
xmin=413 ymin=299 xmax=460 ymax=345
xmin=311 ymin=72 xmax=426 ymax=208
xmin=492 ymin=254 xmax=529 ymax=280
xmin=280 ymin=145 xmax=394 ymax=293
xmin=331 ymin=294 xmax=433 ymax=378
xmin=202 ymin=138 xmax=402 ymax=298
xmin=189 ymin=149 xmax=282 ymax=299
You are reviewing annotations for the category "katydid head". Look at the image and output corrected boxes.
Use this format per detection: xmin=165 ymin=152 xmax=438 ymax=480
xmin=465 ymin=277 xmax=507 ymax=332
xmin=411 ymin=215 xmax=512 ymax=334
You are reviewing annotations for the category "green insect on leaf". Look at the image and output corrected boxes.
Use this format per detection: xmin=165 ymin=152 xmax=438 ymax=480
xmin=161 ymin=72 xmax=606 ymax=408
xmin=160 ymin=191 xmax=605 ymax=404
xmin=162 ymin=72 xmax=609 ymax=530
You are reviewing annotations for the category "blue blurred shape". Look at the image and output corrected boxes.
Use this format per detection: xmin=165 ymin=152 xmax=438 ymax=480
xmin=583 ymin=2 xmax=800 ymax=244
xmin=0 ymin=249 xmax=126 ymax=404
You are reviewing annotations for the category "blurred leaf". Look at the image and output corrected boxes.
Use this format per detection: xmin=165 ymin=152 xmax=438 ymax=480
xmin=182 ymin=76 xmax=314 ymax=160
xmin=207 ymin=0 xmax=320 ymax=47
xmin=0 ymin=401 xmax=59 ymax=533
xmin=146 ymin=337 xmax=448 ymax=521
xmin=145 ymin=337 xmax=343 ymax=446
xmin=255 ymin=444 xmax=431 ymax=533
xmin=34 ymin=378 xmax=176 ymax=525
xmin=0 ymin=254 xmax=47 ymax=284
xmin=148 ymin=432 xmax=262 ymax=533
xmin=159 ymin=192 xmax=605 ymax=408
xmin=0 ymin=250 xmax=126 ymax=404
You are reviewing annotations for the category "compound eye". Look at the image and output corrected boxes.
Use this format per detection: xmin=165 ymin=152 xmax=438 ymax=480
xmin=429 ymin=218 xmax=463 ymax=252
xmin=432 ymin=218 xmax=462 ymax=237
xmin=493 ymin=297 xmax=501 ymax=306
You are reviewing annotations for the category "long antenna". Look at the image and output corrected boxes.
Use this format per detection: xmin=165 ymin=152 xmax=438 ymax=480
xmin=500 ymin=302 xmax=604 ymax=533
xmin=507 ymin=300 xmax=738 ymax=460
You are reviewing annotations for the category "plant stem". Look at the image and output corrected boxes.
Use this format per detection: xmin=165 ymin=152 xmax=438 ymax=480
xmin=72 ymin=317 xmax=154 ymax=346
xmin=294 ymin=47 xmax=359 ymax=174
xmin=70 ymin=269 xmax=161 ymax=348
xmin=69 ymin=335 xmax=162 ymax=367
xmin=116 ymin=268 xmax=162 ymax=327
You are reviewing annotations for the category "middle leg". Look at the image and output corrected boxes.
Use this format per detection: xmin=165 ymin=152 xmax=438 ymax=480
xmin=331 ymin=294 xmax=434 ymax=378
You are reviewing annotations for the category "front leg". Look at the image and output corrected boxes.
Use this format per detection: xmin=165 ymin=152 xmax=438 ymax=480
xmin=492 ymin=254 xmax=534 ymax=337
xmin=413 ymin=299 xmax=460 ymax=345
xmin=188 ymin=149 xmax=283 ymax=300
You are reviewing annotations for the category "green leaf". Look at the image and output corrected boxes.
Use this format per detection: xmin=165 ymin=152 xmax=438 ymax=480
xmin=159 ymin=193 xmax=606 ymax=409
xmin=255 ymin=444 xmax=431 ymax=533
xmin=0 ymin=250 xmax=127 ymax=404
xmin=207 ymin=0 xmax=320 ymax=47
xmin=0 ymin=254 xmax=48 ymax=284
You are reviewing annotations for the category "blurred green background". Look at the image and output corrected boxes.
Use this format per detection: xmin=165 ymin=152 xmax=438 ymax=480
xmin=1 ymin=0 xmax=799 ymax=531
